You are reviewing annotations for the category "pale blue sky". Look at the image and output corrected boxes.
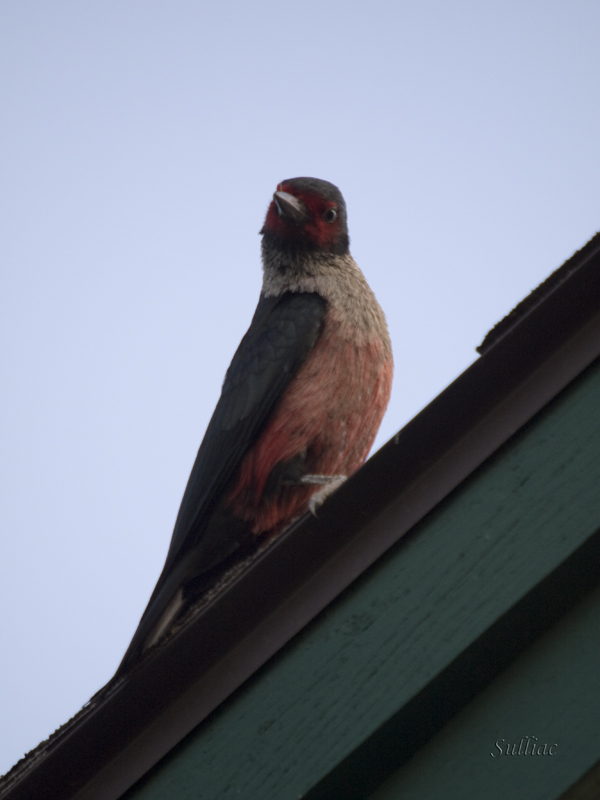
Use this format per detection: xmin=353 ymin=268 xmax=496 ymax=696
xmin=1 ymin=0 xmax=599 ymax=775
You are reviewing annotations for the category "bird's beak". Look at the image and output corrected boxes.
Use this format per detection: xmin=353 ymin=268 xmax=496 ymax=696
xmin=273 ymin=191 xmax=308 ymax=224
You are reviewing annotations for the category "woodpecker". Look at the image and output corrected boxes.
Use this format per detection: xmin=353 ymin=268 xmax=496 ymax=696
xmin=118 ymin=177 xmax=393 ymax=672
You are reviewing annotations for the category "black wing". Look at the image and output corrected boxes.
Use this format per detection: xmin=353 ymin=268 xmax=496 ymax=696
xmin=119 ymin=291 xmax=327 ymax=670
xmin=163 ymin=290 xmax=327 ymax=574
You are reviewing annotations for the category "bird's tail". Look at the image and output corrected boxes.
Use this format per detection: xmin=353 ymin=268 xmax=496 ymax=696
xmin=115 ymin=507 xmax=259 ymax=675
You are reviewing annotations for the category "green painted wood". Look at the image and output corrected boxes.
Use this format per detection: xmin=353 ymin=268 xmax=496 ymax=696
xmin=123 ymin=359 xmax=600 ymax=800
xmin=368 ymin=581 xmax=600 ymax=800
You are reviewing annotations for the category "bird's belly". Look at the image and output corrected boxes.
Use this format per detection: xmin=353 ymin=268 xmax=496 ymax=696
xmin=228 ymin=323 xmax=393 ymax=535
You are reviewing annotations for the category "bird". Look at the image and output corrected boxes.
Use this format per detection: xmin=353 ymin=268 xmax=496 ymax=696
xmin=117 ymin=177 xmax=393 ymax=673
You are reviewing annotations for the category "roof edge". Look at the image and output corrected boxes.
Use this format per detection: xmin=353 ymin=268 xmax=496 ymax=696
xmin=477 ymin=230 xmax=600 ymax=354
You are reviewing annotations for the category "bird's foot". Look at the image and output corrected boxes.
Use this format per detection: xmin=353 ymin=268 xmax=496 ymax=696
xmin=301 ymin=474 xmax=347 ymax=516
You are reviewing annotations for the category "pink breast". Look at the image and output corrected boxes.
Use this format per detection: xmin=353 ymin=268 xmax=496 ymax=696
xmin=228 ymin=316 xmax=393 ymax=535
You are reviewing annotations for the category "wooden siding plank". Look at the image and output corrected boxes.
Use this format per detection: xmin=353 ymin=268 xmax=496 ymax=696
xmin=368 ymin=582 xmax=600 ymax=800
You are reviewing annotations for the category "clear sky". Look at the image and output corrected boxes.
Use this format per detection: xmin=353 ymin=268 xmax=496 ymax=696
xmin=1 ymin=0 xmax=599 ymax=776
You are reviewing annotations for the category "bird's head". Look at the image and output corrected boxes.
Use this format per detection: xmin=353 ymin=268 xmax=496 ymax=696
xmin=261 ymin=177 xmax=349 ymax=256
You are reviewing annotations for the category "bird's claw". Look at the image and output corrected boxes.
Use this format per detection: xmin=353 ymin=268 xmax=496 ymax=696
xmin=302 ymin=474 xmax=347 ymax=516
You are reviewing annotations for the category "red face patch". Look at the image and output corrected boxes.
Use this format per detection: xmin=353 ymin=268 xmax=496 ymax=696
xmin=263 ymin=183 xmax=342 ymax=251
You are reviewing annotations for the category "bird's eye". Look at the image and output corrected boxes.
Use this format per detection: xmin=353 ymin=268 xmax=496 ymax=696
xmin=323 ymin=207 xmax=338 ymax=223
